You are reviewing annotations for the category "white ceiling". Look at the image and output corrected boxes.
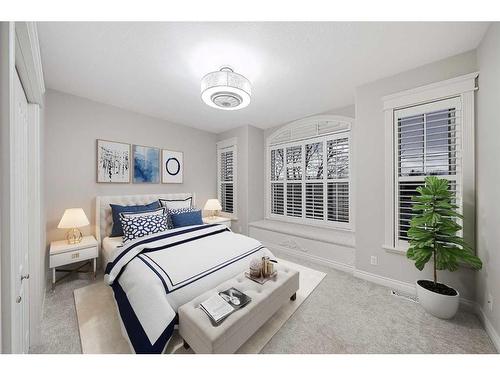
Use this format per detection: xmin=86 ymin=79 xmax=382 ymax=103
xmin=37 ymin=22 xmax=488 ymax=133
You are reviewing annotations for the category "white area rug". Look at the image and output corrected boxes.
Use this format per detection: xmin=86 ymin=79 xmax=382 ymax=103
xmin=74 ymin=259 xmax=326 ymax=354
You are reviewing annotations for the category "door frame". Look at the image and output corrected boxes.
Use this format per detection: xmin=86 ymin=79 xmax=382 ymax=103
xmin=0 ymin=21 xmax=17 ymax=355
xmin=0 ymin=21 xmax=45 ymax=353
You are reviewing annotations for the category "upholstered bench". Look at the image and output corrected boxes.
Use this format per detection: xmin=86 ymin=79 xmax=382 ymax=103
xmin=178 ymin=263 xmax=300 ymax=354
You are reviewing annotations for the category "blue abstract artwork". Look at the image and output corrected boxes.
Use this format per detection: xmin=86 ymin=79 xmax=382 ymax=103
xmin=133 ymin=145 xmax=160 ymax=183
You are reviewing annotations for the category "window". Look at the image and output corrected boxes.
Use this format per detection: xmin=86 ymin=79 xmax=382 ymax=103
xmin=268 ymin=132 xmax=351 ymax=229
xmin=383 ymin=73 xmax=477 ymax=252
xmin=395 ymin=98 xmax=461 ymax=246
xmin=217 ymin=139 xmax=237 ymax=217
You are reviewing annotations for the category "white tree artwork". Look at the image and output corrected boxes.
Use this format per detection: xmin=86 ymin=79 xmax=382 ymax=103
xmin=96 ymin=139 xmax=131 ymax=183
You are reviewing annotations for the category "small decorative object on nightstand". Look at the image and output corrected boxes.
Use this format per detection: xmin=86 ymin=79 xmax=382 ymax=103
xmin=49 ymin=235 xmax=98 ymax=289
xmin=57 ymin=208 xmax=90 ymax=244
xmin=203 ymin=199 xmax=222 ymax=219
xmin=202 ymin=215 xmax=231 ymax=229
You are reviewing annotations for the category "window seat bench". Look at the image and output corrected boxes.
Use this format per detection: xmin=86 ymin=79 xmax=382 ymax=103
xmin=248 ymin=219 xmax=355 ymax=272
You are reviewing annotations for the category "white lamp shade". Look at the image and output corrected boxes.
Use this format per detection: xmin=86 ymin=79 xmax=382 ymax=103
xmin=57 ymin=208 xmax=90 ymax=229
xmin=204 ymin=199 xmax=222 ymax=211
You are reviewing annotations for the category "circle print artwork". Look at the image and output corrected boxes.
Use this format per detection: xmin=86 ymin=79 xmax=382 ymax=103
xmin=162 ymin=150 xmax=183 ymax=183
xmin=165 ymin=157 xmax=180 ymax=176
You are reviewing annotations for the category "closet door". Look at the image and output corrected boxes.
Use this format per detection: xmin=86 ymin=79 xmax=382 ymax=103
xmin=12 ymin=70 xmax=30 ymax=353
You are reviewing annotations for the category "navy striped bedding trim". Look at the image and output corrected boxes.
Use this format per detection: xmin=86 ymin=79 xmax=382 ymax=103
xmin=105 ymin=224 xmax=219 ymax=275
xmin=140 ymin=254 xmax=172 ymax=287
xmin=138 ymin=255 xmax=170 ymax=293
xmin=112 ymin=281 xmax=176 ymax=354
xmin=141 ymin=245 xmax=265 ymax=294
xmin=142 ymin=228 xmax=230 ymax=254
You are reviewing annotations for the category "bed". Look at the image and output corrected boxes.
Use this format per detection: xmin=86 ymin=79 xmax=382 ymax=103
xmin=95 ymin=193 xmax=274 ymax=354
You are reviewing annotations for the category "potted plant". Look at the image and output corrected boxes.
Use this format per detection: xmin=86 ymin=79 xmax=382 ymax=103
xmin=406 ymin=176 xmax=482 ymax=319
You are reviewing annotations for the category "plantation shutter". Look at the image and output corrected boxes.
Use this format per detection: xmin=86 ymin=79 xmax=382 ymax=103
xmin=304 ymin=141 xmax=324 ymax=220
xmin=218 ymin=143 xmax=237 ymax=215
xmin=271 ymin=183 xmax=284 ymax=215
xmin=395 ymin=97 xmax=461 ymax=243
xmin=305 ymin=182 xmax=324 ymax=219
xmin=326 ymin=137 xmax=349 ymax=223
xmin=270 ymin=148 xmax=285 ymax=215
xmin=268 ymin=131 xmax=350 ymax=228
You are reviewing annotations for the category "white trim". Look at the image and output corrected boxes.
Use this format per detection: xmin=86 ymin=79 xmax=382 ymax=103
xmin=383 ymin=109 xmax=395 ymax=248
xmin=382 ymin=245 xmax=407 ymax=255
xmin=353 ymin=269 xmax=417 ymax=296
xmin=14 ymin=22 xmax=45 ymax=105
xmin=460 ymin=90 xmax=476 ymax=247
xmin=216 ymin=137 xmax=237 ymax=150
xmin=262 ymin=240 xmax=355 ymax=274
xmin=267 ymin=115 xmax=353 ymax=146
xmin=352 ymin=270 xmax=486 ymax=316
xmin=249 ymin=219 xmax=355 ymax=248
xmin=383 ymin=73 xmax=477 ymax=250
xmin=475 ymin=305 xmax=500 ymax=353
xmin=0 ymin=21 xmax=16 ymax=355
xmin=27 ymin=103 xmax=42 ymax=346
xmin=382 ymin=72 xmax=478 ymax=110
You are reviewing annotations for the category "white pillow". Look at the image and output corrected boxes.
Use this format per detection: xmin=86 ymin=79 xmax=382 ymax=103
xmin=159 ymin=197 xmax=192 ymax=210
xmin=119 ymin=207 xmax=166 ymax=220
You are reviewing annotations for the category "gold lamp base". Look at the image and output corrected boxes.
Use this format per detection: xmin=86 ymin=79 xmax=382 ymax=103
xmin=210 ymin=210 xmax=220 ymax=219
xmin=66 ymin=228 xmax=83 ymax=244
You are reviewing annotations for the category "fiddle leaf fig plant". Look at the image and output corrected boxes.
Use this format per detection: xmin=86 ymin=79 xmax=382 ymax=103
xmin=406 ymin=176 xmax=482 ymax=284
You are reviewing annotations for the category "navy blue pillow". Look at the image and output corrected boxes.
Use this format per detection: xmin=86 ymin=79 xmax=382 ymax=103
xmin=170 ymin=210 xmax=203 ymax=228
xmin=110 ymin=201 xmax=161 ymax=237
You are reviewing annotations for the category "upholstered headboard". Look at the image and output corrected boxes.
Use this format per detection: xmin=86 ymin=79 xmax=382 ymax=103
xmin=95 ymin=193 xmax=195 ymax=244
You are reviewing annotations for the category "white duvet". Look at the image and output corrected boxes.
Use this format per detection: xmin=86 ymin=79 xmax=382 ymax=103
xmin=104 ymin=224 xmax=273 ymax=353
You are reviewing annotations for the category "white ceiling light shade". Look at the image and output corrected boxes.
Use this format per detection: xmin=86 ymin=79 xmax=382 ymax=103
xmin=201 ymin=67 xmax=251 ymax=110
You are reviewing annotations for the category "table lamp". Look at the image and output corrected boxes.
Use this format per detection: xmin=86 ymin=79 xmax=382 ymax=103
xmin=58 ymin=208 xmax=90 ymax=244
xmin=203 ymin=199 xmax=222 ymax=219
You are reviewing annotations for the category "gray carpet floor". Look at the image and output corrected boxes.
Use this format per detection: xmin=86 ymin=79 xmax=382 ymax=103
xmin=30 ymin=254 xmax=496 ymax=354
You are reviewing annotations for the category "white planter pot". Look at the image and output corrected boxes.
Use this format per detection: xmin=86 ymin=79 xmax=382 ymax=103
xmin=416 ymin=280 xmax=459 ymax=319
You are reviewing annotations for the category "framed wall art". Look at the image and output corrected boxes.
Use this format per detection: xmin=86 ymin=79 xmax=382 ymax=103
xmin=162 ymin=149 xmax=183 ymax=184
xmin=133 ymin=145 xmax=160 ymax=183
xmin=96 ymin=139 xmax=131 ymax=183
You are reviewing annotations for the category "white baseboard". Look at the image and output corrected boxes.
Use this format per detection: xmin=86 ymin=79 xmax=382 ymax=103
xmin=353 ymin=269 xmax=417 ymax=296
xmin=262 ymin=241 xmax=354 ymax=274
xmin=475 ymin=304 xmax=500 ymax=353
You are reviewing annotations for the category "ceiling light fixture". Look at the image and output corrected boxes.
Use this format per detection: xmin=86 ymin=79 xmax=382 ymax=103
xmin=201 ymin=66 xmax=251 ymax=111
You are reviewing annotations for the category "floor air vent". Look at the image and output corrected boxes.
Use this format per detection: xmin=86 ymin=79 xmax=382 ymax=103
xmin=390 ymin=290 xmax=418 ymax=303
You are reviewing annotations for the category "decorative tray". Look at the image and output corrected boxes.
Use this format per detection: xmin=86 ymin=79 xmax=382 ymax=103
xmin=244 ymin=271 xmax=278 ymax=284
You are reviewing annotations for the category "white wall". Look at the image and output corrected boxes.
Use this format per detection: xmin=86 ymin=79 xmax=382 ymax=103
xmin=247 ymin=126 xmax=265 ymax=226
xmin=354 ymin=50 xmax=478 ymax=300
xmin=44 ymin=89 xmax=217 ymax=248
xmin=216 ymin=125 xmax=265 ymax=235
xmin=476 ymin=23 xmax=500 ymax=345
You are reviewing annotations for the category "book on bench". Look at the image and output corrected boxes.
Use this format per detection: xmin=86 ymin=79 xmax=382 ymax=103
xmin=200 ymin=288 xmax=252 ymax=324
xmin=200 ymin=294 xmax=234 ymax=324
xmin=219 ymin=287 xmax=252 ymax=309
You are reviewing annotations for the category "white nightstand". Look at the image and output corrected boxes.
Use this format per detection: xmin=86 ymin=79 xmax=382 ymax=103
xmin=203 ymin=216 xmax=232 ymax=229
xmin=49 ymin=235 xmax=98 ymax=288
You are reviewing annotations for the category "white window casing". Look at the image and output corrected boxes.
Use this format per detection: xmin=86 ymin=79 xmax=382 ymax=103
xmin=217 ymin=138 xmax=237 ymax=219
xmin=266 ymin=115 xmax=354 ymax=230
xmin=383 ymin=72 xmax=478 ymax=253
